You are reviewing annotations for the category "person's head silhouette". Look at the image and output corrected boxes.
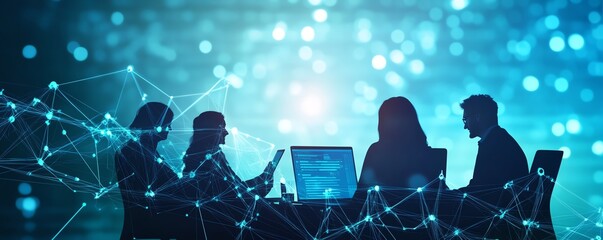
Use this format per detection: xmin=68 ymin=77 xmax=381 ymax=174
xmin=130 ymin=102 xmax=174 ymax=141
xmin=460 ymin=94 xmax=498 ymax=139
xmin=189 ymin=111 xmax=229 ymax=150
xmin=377 ymin=96 xmax=427 ymax=146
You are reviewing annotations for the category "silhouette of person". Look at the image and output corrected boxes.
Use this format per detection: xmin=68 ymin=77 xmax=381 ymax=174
xmin=115 ymin=102 xmax=182 ymax=239
xmin=182 ymin=111 xmax=274 ymax=200
xmin=357 ymin=96 xmax=431 ymax=191
xmin=459 ymin=94 xmax=528 ymax=190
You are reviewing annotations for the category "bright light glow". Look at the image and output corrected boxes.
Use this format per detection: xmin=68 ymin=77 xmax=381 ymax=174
xmin=22 ymin=45 xmax=37 ymax=59
xmin=568 ymin=34 xmax=585 ymax=50
xmin=313 ymin=9 xmax=328 ymax=22
xmin=385 ymin=71 xmax=404 ymax=89
xmin=308 ymin=0 xmax=321 ymax=6
xmin=515 ymin=41 xmax=531 ymax=57
xmin=549 ymin=36 xmax=565 ymax=52
xmin=449 ymin=42 xmax=464 ymax=56
xmin=544 ymin=15 xmax=560 ymax=30
xmin=371 ymin=55 xmax=387 ymax=70
xmin=111 ymin=11 xmax=124 ymax=26
xmin=226 ymin=74 xmax=244 ymax=88
xmin=299 ymin=46 xmax=313 ymax=60
xmin=73 ymin=47 xmax=88 ymax=61
xmin=592 ymin=141 xmax=603 ymax=156
xmin=566 ymin=119 xmax=581 ymax=134
xmin=302 ymin=96 xmax=322 ymax=116
xmin=272 ymin=23 xmax=287 ymax=41
xmin=324 ymin=121 xmax=338 ymax=135
xmin=312 ymin=60 xmax=326 ymax=73
xmin=409 ymin=60 xmax=425 ymax=75
xmin=554 ymin=77 xmax=569 ymax=92
xmin=230 ymin=127 xmax=239 ymax=135
xmin=551 ymin=122 xmax=565 ymax=136
xmin=391 ymin=30 xmax=405 ymax=43
xmin=559 ymin=146 xmax=571 ymax=159
xmin=301 ymin=26 xmax=315 ymax=42
xmin=278 ymin=119 xmax=292 ymax=134
xmin=389 ymin=50 xmax=405 ymax=64
xmin=363 ymin=86 xmax=377 ymax=101
xmin=401 ymin=41 xmax=416 ymax=55
xmin=199 ymin=40 xmax=212 ymax=54
xmin=451 ymin=0 xmax=469 ymax=10
xmin=357 ymin=29 xmax=372 ymax=43
xmin=289 ymin=82 xmax=303 ymax=95
xmin=522 ymin=75 xmax=539 ymax=92
xmin=213 ymin=65 xmax=226 ymax=78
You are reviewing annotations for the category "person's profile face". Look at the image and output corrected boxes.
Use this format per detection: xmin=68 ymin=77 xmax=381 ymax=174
xmin=462 ymin=111 xmax=480 ymax=139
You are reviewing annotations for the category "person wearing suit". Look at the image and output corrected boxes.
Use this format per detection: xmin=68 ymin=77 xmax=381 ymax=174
xmin=459 ymin=94 xmax=528 ymax=190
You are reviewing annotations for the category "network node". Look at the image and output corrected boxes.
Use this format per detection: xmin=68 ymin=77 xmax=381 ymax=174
xmin=428 ymin=215 xmax=436 ymax=221
xmin=32 ymin=98 xmax=40 ymax=106
xmin=417 ymin=187 xmax=423 ymax=192
xmin=46 ymin=111 xmax=53 ymax=120
xmin=374 ymin=185 xmax=380 ymax=192
xmin=127 ymin=65 xmax=134 ymax=73
xmin=62 ymin=130 xmax=67 ymax=135
xmin=8 ymin=116 xmax=15 ymax=123
xmin=44 ymin=146 xmax=49 ymax=151
xmin=48 ymin=81 xmax=59 ymax=90
xmin=205 ymin=153 xmax=212 ymax=160
xmin=74 ymin=177 xmax=80 ymax=182
xmin=37 ymin=158 xmax=44 ymax=166
xmin=8 ymin=102 xmax=16 ymax=109
xmin=537 ymin=167 xmax=545 ymax=176
xmin=254 ymin=195 xmax=260 ymax=201
xmin=104 ymin=113 xmax=112 ymax=120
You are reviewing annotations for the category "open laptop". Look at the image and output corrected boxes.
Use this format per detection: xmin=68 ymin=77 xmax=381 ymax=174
xmin=290 ymin=146 xmax=357 ymax=204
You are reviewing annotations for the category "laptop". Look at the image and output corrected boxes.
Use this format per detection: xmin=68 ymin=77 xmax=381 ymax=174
xmin=290 ymin=146 xmax=357 ymax=204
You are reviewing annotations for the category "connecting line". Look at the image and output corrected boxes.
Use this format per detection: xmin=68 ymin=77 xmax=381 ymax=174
xmin=173 ymin=78 xmax=225 ymax=121
xmin=51 ymin=202 xmax=87 ymax=240
xmin=59 ymin=69 xmax=126 ymax=86
xmin=198 ymin=207 xmax=208 ymax=240
xmin=133 ymin=72 xmax=171 ymax=97
xmin=56 ymin=90 xmax=95 ymax=125
xmin=64 ymin=133 xmax=101 ymax=184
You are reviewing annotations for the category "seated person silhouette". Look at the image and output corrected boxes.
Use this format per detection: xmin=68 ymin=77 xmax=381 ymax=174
xmin=182 ymin=111 xmax=274 ymax=200
xmin=357 ymin=96 xmax=432 ymax=194
xmin=115 ymin=102 xmax=183 ymax=239
xmin=459 ymin=94 xmax=528 ymax=191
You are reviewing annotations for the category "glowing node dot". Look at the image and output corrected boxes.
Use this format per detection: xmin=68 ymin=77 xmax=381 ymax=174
xmin=205 ymin=154 xmax=212 ymax=160
xmin=48 ymin=81 xmax=59 ymax=90
xmin=374 ymin=185 xmax=380 ymax=192
xmin=8 ymin=116 xmax=15 ymax=123
xmin=254 ymin=195 xmax=260 ymax=201
xmin=428 ymin=215 xmax=436 ymax=221
xmin=126 ymin=65 xmax=134 ymax=72
xmin=75 ymin=177 xmax=80 ymax=182
xmin=417 ymin=187 xmax=423 ymax=192
xmin=62 ymin=130 xmax=67 ymax=135
xmin=44 ymin=146 xmax=49 ymax=152
xmin=226 ymin=74 xmax=244 ymax=88
xmin=37 ymin=158 xmax=44 ymax=166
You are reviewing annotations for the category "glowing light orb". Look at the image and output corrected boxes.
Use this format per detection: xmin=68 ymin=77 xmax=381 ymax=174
xmin=566 ymin=119 xmax=581 ymax=134
xmin=272 ymin=23 xmax=287 ymax=41
xmin=313 ymin=9 xmax=328 ymax=22
xmin=198 ymin=40 xmax=212 ymax=53
xmin=73 ymin=47 xmax=88 ymax=61
xmin=551 ymin=122 xmax=565 ymax=137
xmin=111 ymin=11 xmax=124 ymax=26
xmin=451 ymin=0 xmax=469 ymax=10
xmin=301 ymin=26 xmax=315 ymax=42
xmin=302 ymin=96 xmax=322 ymax=116
xmin=592 ymin=141 xmax=603 ymax=156
xmin=522 ymin=75 xmax=539 ymax=92
xmin=549 ymin=36 xmax=565 ymax=52
xmin=278 ymin=119 xmax=292 ymax=134
xmin=226 ymin=74 xmax=244 ymax=88
xmin=371 ymin=55 xmax=387 ymax=70
xmin=22 ymin=45 xmax=37 ymax=59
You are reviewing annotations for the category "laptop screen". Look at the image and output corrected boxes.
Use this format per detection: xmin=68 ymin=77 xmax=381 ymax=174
xmin=291 ymin=146 xmax=357 ymax=200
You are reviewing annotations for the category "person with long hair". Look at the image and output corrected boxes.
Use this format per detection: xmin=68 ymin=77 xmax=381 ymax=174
xmin=357 ymin=96 xmax=431 ymax=190
xmin=115 ymin=102 xmax=183 ymax=239
xmin=182 ymin=111 xmax=274 ymax=200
